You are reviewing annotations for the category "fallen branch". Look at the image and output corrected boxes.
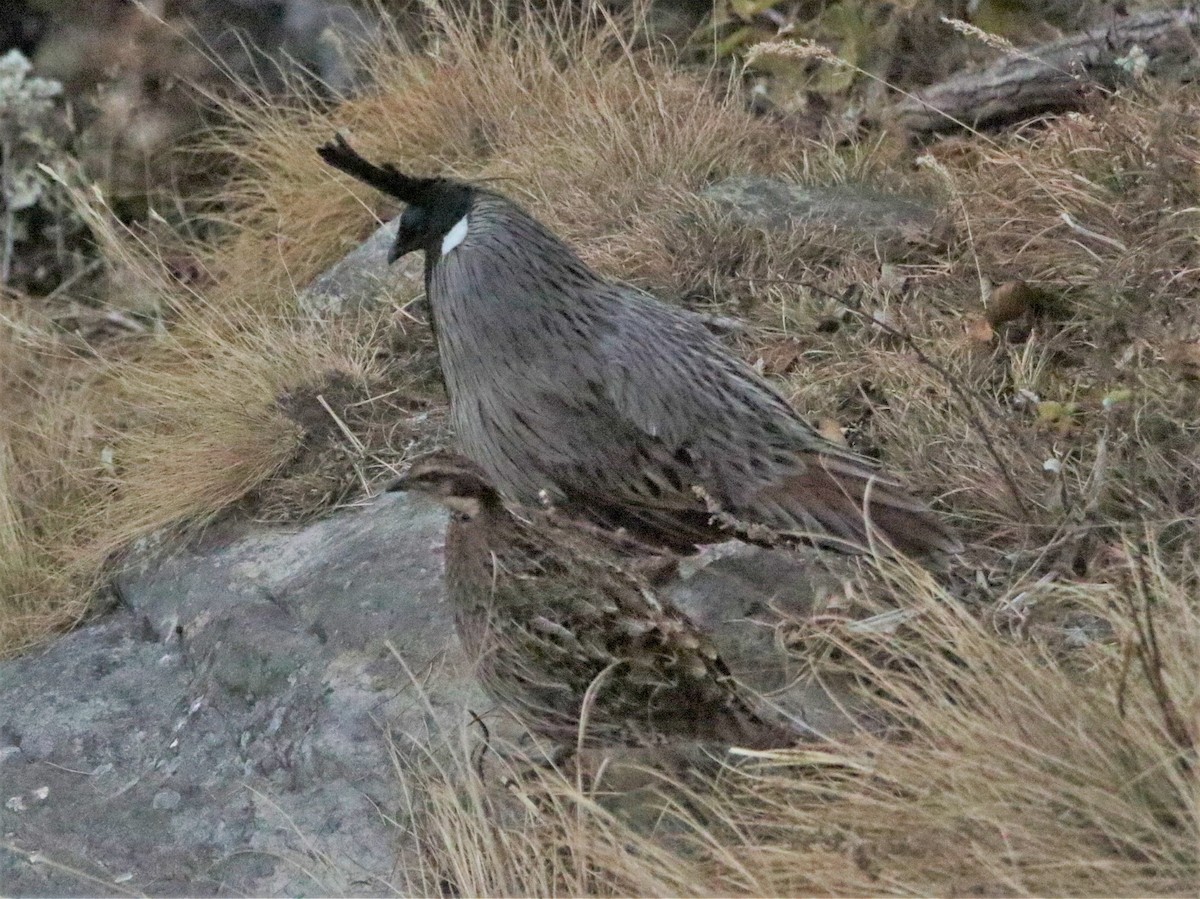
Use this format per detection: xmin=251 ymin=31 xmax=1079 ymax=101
xmin=891 ymin=5 xmax=1200 ymax=135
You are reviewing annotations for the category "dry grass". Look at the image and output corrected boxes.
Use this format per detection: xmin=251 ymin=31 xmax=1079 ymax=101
xmin=400 ymin=546 xmax=1198 ymax=897
xmin=778 ymin=87 xmax=1200 ymax=563
xmin=207 ymin=0 xmax=807 ymax=315
xmin=2 ymin=0 xmax=1199 ymax=891
xmin=0 ymin=302 xmax=102 ymax=650
xmin=368 ymin=14 xmax=1197 ymax=896
xmin=0 ymin=184 xmax=440 ymax=653
xmin=0 ymin=283 xmax=435 ymax=653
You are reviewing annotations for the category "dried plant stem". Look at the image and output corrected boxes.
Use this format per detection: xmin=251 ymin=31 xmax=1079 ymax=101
xmin=1120 ymin=543 xmax=1195 ymax=773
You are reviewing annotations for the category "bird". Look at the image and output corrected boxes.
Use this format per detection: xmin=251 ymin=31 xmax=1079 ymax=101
xmin=389 ymin=451 xmax=808 ymax=750
xmin=319 ymin=134 xmax=961 ymax=558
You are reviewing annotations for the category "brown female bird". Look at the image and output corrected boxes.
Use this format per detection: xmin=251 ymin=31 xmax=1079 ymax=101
xmin=391 ymin=452 xmax=807 ymax=750
xmin=322 ymin=135 xmax=960 ymax=557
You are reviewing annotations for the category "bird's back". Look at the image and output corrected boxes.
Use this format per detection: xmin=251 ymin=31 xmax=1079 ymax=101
xmin=443 ymin=502 xmax=800 ymax=749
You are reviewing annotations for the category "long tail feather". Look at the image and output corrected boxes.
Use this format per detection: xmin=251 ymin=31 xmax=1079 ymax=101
xmin=746 ymin=454 xmax=962 ymax=557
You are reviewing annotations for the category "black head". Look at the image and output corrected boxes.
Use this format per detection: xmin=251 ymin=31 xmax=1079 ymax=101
xmin=317 ymin=134 xmax=475 ymax=263
xmin=387 ymin=452 xmax=503 ymax=519
xmin=390 ymin=182 xmax=474 ymax=262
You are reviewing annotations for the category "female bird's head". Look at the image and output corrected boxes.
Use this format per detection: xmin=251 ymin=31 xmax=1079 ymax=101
xmin=387 ymin=452 xmax=503 ymax=520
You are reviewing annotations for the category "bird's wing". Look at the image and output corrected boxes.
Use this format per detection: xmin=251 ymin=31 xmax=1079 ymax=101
xmin=583 ymin=288 xmax=960 ymax=557
xmin=586 ymin=289 xmax=841 ymax=501
xmin=597 ymin=291 xmax=800 ymax=447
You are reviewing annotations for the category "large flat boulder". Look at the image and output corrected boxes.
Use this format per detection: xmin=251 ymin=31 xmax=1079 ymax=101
xmin=0 ymin=493 xmax=477 ymax=897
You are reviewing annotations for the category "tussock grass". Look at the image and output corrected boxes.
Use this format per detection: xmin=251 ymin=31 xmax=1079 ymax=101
xmin=395 ymin=738 xmax=717 ymax=897
xmin=0 ymin=282 xmax=431 ymax=652
xmin=0 ymin=303 xmax=101 ymax=651
xmin=209 ymin=0 xmax=807 ymax=315
xmin=0 ymin=197 xmax=436 ymax=652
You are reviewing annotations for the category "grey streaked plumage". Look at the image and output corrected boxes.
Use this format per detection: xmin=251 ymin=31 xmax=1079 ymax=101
xmin=390 ymin=452 xmax=806 ymax=750
xmin=319 ymin=135 xmax=961 ymax=557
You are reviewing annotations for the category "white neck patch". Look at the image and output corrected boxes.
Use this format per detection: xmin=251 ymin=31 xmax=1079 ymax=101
xmin=441 ymin=215 xmax=469 ymax=256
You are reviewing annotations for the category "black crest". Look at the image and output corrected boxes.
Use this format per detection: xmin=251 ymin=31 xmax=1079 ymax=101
xmin=317 ymin=134 xmax=475 ymax=261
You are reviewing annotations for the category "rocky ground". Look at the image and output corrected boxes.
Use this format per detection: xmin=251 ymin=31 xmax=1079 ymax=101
xmin=2 ymin=177 xmax=912 ymax=891
xmin=1 ymin=482 xmax=860 ymax=895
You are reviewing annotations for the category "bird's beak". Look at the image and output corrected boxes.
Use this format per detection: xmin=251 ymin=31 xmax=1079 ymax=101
xmin=388 ymin=221 xmax=422 ymax=263
xmin=385 ymin=474 xmax=411 ymax=492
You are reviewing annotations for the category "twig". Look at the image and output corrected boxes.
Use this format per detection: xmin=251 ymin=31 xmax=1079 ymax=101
xmin=1060 ymin=211 xmax=1129 ymax=253
xmin=0 ymin=842 xmax=143 ymax=897
xmin=893 ymin=5 xmax=1200 ymax=134
xmin=1121 ymin=543 xmax=1194 ymax=773
xmin=316 ymin=393 xmax=366 ymax=453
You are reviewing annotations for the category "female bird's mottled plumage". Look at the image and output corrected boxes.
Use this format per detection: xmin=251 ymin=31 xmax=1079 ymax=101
xmin=391 ymin=452 xmax=804 ymax=750
xmin=320 ymin=135 xmax=960 ymax=557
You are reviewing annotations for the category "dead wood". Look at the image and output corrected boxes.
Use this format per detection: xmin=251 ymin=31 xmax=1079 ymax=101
xmin=891 ymin=5 xmax=1200 ymax=135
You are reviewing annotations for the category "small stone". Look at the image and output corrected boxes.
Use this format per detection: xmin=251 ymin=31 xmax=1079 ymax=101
xmin=702 ymin=176 xmax=949 ymax=260
xmin=152 ymin=789 xmax=181 ymax=810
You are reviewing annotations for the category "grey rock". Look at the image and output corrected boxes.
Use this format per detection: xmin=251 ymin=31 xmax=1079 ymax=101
xmin=152 ymin=789 xmax=182 ymax=811
xmin=0 ymin=492 xmax=479 ymax=897
xmin=667 ymin=544 xmax=864 ymax=739
xmin=0 ymin=491 xmax=858 ymax=896
xmin=703 ymin=175 xmax=950 ymax=259
xmin=299 ymin=219 xmax=422 ymax=316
